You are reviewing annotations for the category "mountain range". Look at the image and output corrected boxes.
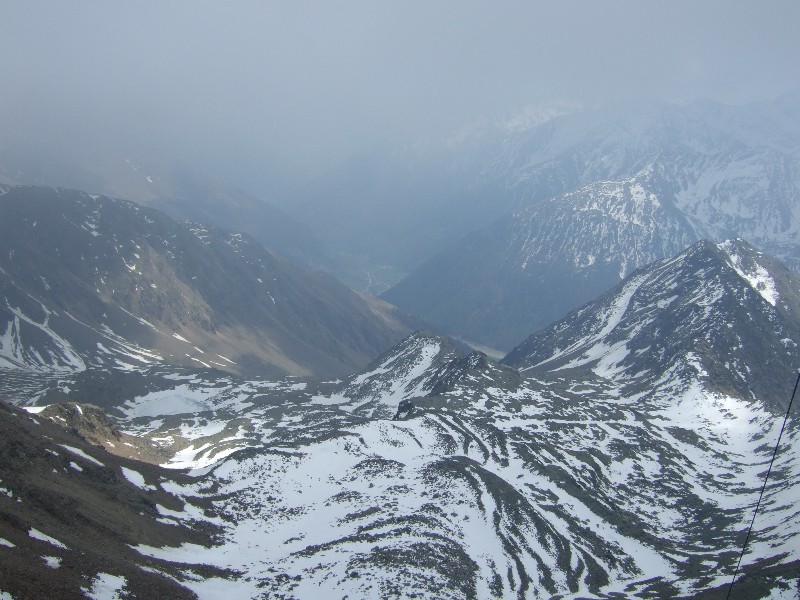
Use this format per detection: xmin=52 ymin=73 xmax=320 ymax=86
xmin=2 ymin=96 xmax=800 ymax=599
xmin=383 ymin=96 xmax=800 ymax=349
xmin=2 ymin=238 xmax=799 ymax=598
xmin=0 ymin=185 xmax=421 ymax=379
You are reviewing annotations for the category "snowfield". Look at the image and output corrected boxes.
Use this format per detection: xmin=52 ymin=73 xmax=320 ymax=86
xmin=4 ymin=240 xmax=800 ymax=598
xmin=119 ymin=333 xmax=800 ymax=598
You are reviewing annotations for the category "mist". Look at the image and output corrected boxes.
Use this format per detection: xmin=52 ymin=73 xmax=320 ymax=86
xmin=2 ymin=0 xmax=799 ymax=199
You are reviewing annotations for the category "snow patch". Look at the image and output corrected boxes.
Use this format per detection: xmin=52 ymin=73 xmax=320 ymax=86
xmin=82 ymin=573 xmax=128 ymax=600
xmin=121 ymin=467 xmax=156 ymax=491
xmin=59 ymin=444 xmax=104 ymax=467
xmin=29 ymin=528 xmax=68 ymax=549
xmin=719 ymin=240 xmax=779 ymax=306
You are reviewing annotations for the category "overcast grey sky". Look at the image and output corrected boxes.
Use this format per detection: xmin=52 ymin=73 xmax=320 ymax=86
xmin=2 ymin=1 xmax=799 ymax=192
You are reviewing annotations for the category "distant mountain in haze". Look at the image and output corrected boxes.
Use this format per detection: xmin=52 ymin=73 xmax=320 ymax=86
xmin=295 ymin=96 xmax=800 ymax=292
xmin=382 ymin=96 xmax=800 ymax=349
xmin=383 ymin=165 xmax=699 ymax=349
xmin=0 ymin=185 xmax=422 ymax=379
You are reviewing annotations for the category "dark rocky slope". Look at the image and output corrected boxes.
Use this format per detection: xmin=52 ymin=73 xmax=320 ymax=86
xmin=0 ymin=185 xmax=421 ymax=378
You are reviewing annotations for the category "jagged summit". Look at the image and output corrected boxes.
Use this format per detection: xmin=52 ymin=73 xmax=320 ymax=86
xmin=0 ymin=146 xmax=324 ymax=266
xmin=503 ymin=239 xmax=800 ymax=409
xmin=310 ymin=331 xmax=460 ymax=418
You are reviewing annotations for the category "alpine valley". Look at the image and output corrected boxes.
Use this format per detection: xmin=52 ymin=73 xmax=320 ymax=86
xmin=1 ymin=233 xmax=799 ymax=598
xmin=1 ymin=97 xmax=800 ymax=600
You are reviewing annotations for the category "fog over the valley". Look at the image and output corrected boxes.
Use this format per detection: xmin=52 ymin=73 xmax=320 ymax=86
xmin=2 ymin=0 xmax=798 ymax=199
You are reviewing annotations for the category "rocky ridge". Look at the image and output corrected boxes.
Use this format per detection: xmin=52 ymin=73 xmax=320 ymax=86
xmin=0 ymin=185 xmax=422 ymax=379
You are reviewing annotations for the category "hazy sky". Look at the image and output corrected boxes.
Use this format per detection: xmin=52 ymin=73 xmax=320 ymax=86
xmin=2 ymin=1 xmax=799 ymax=193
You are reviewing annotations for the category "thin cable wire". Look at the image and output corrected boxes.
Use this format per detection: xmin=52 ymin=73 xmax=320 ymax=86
xmin=724 ymin=371 xmax=800 ymax=600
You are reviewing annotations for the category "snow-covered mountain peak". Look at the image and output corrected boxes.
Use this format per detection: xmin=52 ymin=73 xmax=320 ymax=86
xmin=717 ymin=238 xmax=780 ymax=306
xmin=504 ymin=239 xmax=800 ymax=410
xmin=497 ymin=101 xmax=585 ymax=134
xmin=310 ymin=332 xmax=460 ymax=418
xmin=508 ymin=164 xmax=695 ymax=281
xmin=384 ymin=97 xmax=800 ymax=351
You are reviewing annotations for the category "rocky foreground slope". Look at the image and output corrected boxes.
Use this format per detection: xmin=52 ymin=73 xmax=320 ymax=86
xmin=1 ymin=239 xmax=800 ymax=599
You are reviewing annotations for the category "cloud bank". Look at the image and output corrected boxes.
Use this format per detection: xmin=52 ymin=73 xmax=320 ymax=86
xmin=2 ymin=1 xmax=798 ymax=194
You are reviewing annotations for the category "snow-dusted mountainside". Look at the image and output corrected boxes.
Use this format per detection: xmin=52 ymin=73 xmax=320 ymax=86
xmin=0 ymin=185 xmax=421 ymax=379
xmin=484 ymin=97 xmax=800 ymax=222
xmin=300 ymin=97 xmax=800 ymax=293
xmin=503 ymin=239 xmax=800 ymax=404
xmin=384 ymin=97 xmax=800 ymax=349
xmin=3 ymin=241 xmax=799 ymax=599
xmin=384 ymin=165 xmax=700 ymax=349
